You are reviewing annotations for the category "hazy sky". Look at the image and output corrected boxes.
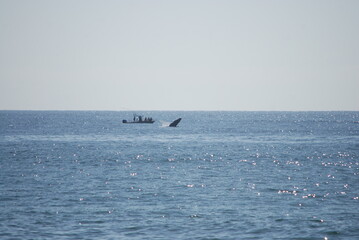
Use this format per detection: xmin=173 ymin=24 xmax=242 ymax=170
xmin=1 ymin=0 xmax=358 ymax=111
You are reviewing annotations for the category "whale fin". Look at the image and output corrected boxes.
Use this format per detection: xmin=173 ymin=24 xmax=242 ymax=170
xmin=169 ymin=118 xmax=181 ymax=127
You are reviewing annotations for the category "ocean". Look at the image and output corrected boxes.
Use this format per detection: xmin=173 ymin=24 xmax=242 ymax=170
xmin=0 ymin=111 xmax=358 ymax=240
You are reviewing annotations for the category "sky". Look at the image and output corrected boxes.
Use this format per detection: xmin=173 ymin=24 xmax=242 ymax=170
xmin=0 ymin=0 xmax=358 ymax=111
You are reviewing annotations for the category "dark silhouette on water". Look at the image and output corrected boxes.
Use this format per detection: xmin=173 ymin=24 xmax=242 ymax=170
xmin=169 ymin=118 xmax=181 ymax=127
xmin=123 ymin=114 xmax=154 ymax=124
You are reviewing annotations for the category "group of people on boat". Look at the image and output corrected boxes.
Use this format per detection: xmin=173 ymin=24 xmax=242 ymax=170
xmin=123 ymin=114 xmax=180 ymax=126
xmin=133 ymin=115 xmax=153 ymax=122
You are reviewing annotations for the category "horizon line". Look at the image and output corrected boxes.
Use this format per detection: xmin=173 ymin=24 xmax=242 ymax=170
xmin=1 ymin=109 xmax=358 ymax=112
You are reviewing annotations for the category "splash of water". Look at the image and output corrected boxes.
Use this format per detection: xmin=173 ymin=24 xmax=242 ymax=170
xmin=160 ymin=120 xmax=170 ymax=127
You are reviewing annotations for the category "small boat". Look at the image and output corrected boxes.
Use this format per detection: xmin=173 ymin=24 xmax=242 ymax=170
xmin=122 ymin=114 xmax=155 ymax=124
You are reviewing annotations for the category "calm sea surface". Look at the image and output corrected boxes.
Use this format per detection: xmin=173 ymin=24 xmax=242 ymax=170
xmin=1 ymin=111 xmax=358 ymax=240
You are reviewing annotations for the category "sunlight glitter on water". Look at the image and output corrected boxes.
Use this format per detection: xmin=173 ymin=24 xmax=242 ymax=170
xmin=1 ymin=111 xmax=358 ymax=240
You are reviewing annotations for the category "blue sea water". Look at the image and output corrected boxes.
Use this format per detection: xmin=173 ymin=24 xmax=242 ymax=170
xmin=0 ymin=111 xmax=358 ymax=240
